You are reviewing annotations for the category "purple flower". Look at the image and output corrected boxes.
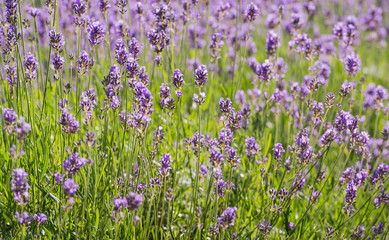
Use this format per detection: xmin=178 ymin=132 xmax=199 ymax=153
xmin=209 ymin=33 xmax=224 ymax=61
xmin=334 ymin=110 xmax=357 ymax=133
xmin=23 ymin=52 xmax=38 ymax=82
xmin=288 ymin=222 xmax=295 ymax=230
xmin=227 ymin=147 xmax=240 ymax=166
xmin=15 ymin=117 xmax=31 ymax=141
xmin=339 ymin=167 xmax=355 ymax=185
xmin=175 ymin=90 xmax=182 ymax=102
xmin=48 ymin=29 xmax=65 ymax=52
xmin=245 ymin=2 xmax=260 ymax=22
xmin=3 ymin=108 xmax=17 ymax=132
xmin=33 ymin=213 xmax=47 ymax=225
xmin=158 ymin=153 xmax=172 ymax=178
xmin=148 ymin=29 xmax=169 ymax=53
xmin=344 ymin=183 xmax=358 ymax=216
xmin=63 ymin=152 xmax=87 ymax=175
xmin=115 ymin=38 xmax=129 ymax=66
xmin=99 ymin=0 xmax=110 ymax=13
xmin=194 ymin=65 xmax=208 ymax=88
xmin=77 ymin=51 xmax=90 ymax=76
xmin=333 ymin=22 xmax=344 ymax=39
xmin=88 ymin=21 xmax=105 ymax=46
xmin=258 ymin=219 xmax=272 ymax=235
xmin=128 ymin=37 xmax=142 ymax=59
xmin=256 ymin=60 xmax=273 ymax=83
xmin=350 ymin=225 xmax=364 ymax=239
xmin=370 ymin=163 xmax=389 ymax=185
xmin=344 ymin=53 xmax=361 ymax=76
xmin=293 ymin=174 xmax=306 ymax=192
xmin=159 ymin=83 xmax=171 ymax=108
xmin=5 ymin=0 xmax=18 ymax=25
xmin=58 ymin=109 xmax=80 ymax=134
xmin=63 ymin=178 xmax=79 ymax=204
xmin=126 ymin=192 xmax=143 ymax=210
xmin=209 ymin=147 xmax=224 ymax=167
xmin=139 ymin=66 xmax=149 ymax=85
xmin=245 ymin=137 xmax=260 ymax=160
xmin=52 ymin=54 xmax=64 ymax=79
xmin=152 ymin=126 xmax=165 ymax=147
xmin=72 ymin=0 xmax=86 ymax=17
xmin=172 ymin=69 xmax=184 ymax=89
xmin=193 ymin=92 xmax=206 ymax=105
xmin=373 ymin=222 xmax=385 ymax=237
xmin=219 ymin=98 xmax=232 ymax=114
xmin=199 ymin=165 xmax=208 ymax=178
xmin=226 ymin=109 xmax=243 ymax=132
xmin=14 ymin=211 xmax=31 ymax=225
xmin=11 ymin=168 xmax=30 ymax=204
xmin=272 ymin=143 xmax=285 ymax=161
xmin=54 ymin=172 xmax=64 ymax=183
xmin=266 ymin=30 xmax=278 ymax=57
xmin=218 ymin=207 xmax=237 ymax=229
xmin=339 ymin=80 xmax=354 ymax=97
xmin=5 ymin=63 xmax=17 ymax=88
xmin=125 ymin=58 xmax=140 ymax=83
xmin=214 ymin=179 xmax=234 ymax=198
xmin=80 ymin=88 xmax=97 ymax=124
xmin=373 ymin=188 xmax=389 ymax=209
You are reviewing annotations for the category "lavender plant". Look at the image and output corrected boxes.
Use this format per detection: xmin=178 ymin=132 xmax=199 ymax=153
xmin=0 ymin=0 xmax=388 ymax=239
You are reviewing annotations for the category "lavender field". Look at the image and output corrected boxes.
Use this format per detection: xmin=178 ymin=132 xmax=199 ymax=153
xmin=1 ymin=0 xmax=389 ymax=239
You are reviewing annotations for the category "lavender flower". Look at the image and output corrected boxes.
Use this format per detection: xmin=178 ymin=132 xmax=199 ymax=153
xmin=245 ymin=137 xmax=260 ymax=160
xmin=2 ymin=108 xmax=17 ymax=132
xmin=344 ymin=183 xmax=358 ymax=216
xmin=370 ymin=163 xmax=389 ymax=185
xmin=226 ymin=109 xmax=243 ymax=132
xmin=58 ymin=109 xmax=80 ymax=133
xmin=373 ymin=188 xmax=389 ymax=208
xmin=14 ymin=211 xmax=31 ymax=225
xmin=15 ymin=117 xmax=31 ymax=141
xmin=54 ymin=172 xmax=64 ymax=183
xmin=193 ymin=92 xmax=206 ymax=105
xmin=63 ymin=152 xmax=87 ymax=175
xmin=72 ymin=0 xmax=86 ymax=19
xmin=33 ymin=213 xmax=47 ymax=225
xmin=5 ymin=0 xmax=18 ymax=25
xmin=115 ymin=38 xmax=129 ymax=66
xmin=172 ymin=69 xmax=184 ymax=89
xmin=266 ymin=30 xmax=278 ymax=57
xmin=350 ymin=225 xmax=364 ymax=239
xmin=158 ymin=153 xmax=172 ymax=178
xmin=80 ymin=88 xmax=97 ymax=124
xmin=77 ymin=51 xmax=90 ymax=76
xmin=258 ymin=219 xmax=272 ymax=235
xmin=209 ymin=147 xmax=224 ymax=167
xmin=344 ymin=53 xmax=361 ymax=76
xmin=128 ymin=37 xmax=142 ymax=59
xmin=219 ymin=98 xmax=232 ymax=114
xmin=48 ymin=30 xmax=65 ymax=52
xmin=245 ymin=2 xmax=260 ymax=22
xmin=63 ymin=178 xmax=79 ymax=204
xmin=88 ymin=21 xmax=105 ymax=46
xmin=52 ymin=54 xmax=64 ymax=80
xmin=194 ymin=65 xmax=208 ymax=88
xmin=218 ymin=207 xmax=237 ymax=229
xmin=199 ymin=165 xmax=208 ymax=178
xmin=126 ymin=192 xmax=143 ymax=210
xmin=11 ymin=168 xmax=30 ymax=204
xmin=99 ymin=0 xmax=110 ymax=14
xmin=23 ymin=52 xmax=38 ymax=82
xmin=272 ymin=143 xmax=285 ymax=161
